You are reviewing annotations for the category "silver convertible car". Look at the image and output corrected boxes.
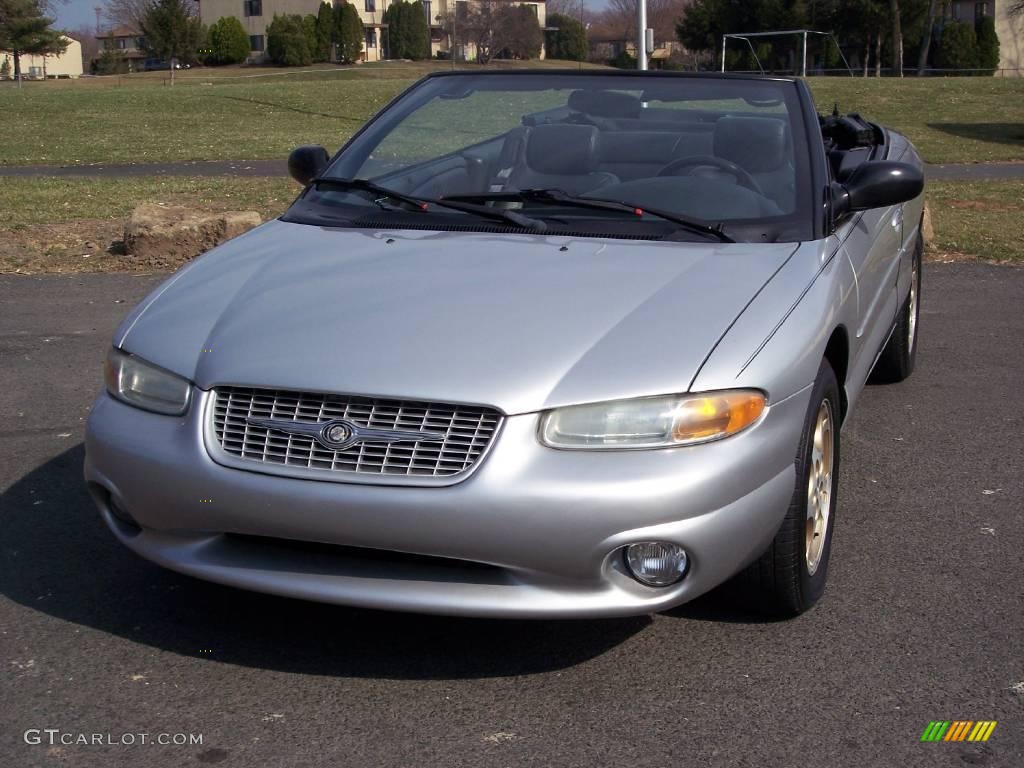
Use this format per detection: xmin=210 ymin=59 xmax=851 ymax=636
xmin=86 ymin=71 xmax=924 ymax=619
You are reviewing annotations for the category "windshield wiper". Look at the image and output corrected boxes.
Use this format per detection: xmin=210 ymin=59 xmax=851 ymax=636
xmin=311 ymin=177 xmax=430 ymax=211
xmin=444 ymin=188 xmax=734 ymax=243
xmin=311 ymin=177 xmax=546 ymax=231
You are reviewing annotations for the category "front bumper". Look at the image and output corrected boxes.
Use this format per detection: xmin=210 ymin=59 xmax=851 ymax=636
xmin=84 ymin=388 xmax=810 ymax=618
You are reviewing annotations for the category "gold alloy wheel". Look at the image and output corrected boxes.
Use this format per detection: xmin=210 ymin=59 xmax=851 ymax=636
xmin=805 ymin=399 xmax=834 ymax=576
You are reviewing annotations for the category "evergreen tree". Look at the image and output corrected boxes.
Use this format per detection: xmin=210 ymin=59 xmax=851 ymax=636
xmin=206 ymin=15 xmax=250 ymax=65
xmin=494 ymin=3 xmax=541 ymax=59
xmin=333 ymin=2 xmax=363 ymax=64
xmin=974 ymin=16 xmax=999 ymax=75
xmin=139 ymin=0 xmax=203 ymax=84
xmin=314 ymin=1 xmax=333 ymax=62
xmin=935 ymin=20 xmax=976 ymax=72
xmin=302 ymin=13 xmax=318 ymax=60
xmin=384 ymin=1 xmax=429 ymax=60
xmin=545 ymin=13 xmax=587 ymax=62
xmin=0 ymin=0 xmax=68 ymax=84
xmin=266 ymin=13 xmax=312 ymax=66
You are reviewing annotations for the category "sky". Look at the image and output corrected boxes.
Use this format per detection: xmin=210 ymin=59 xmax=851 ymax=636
xmin=55 ymin=0 xmax=611 ymax=35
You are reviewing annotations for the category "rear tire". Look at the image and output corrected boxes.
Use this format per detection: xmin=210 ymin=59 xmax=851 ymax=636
xmin=741 ymin=359 xmax=841 ymax=617
xmin=870 ymin=233 xmax=922 ymax=384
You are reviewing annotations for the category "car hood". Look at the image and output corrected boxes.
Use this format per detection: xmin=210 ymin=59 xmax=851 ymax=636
xmin=116 ymin=221 xmax=796 ymax=414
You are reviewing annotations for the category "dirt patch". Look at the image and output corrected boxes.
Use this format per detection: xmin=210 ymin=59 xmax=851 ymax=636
xmin=123 ymin=203 xmax=261 ymax=264
xmin=0 ymin=220 xmax=130 ymax=273
xmin=945 ymin=199 xmax=1019 ymax=212
xmin=1 ymin=203 xmax=263 ymax=274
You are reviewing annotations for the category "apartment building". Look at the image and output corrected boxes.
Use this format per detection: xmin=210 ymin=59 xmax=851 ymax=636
xmin=96 ymin=25 xmax=149 ymax=71
xmin=197 ymin=0 xmax=546 ymax=64
xmin=949 ymin=0 xmax=1023 ymax=75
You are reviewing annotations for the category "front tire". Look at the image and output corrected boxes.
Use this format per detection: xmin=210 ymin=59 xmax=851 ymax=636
xmin=870 ymin=233 xmax=922 ymax=384
xmin=741 ymin=359 xmax=841 ymax=617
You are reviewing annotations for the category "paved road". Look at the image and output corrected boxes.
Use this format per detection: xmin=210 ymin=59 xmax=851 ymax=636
xmin=1 ymin=159 xmax=1022 ymax=180
xmin=1 ymin=264 xmax=1022 ymax=767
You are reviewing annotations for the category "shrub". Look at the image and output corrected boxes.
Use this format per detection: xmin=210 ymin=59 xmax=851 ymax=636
xmin=384 ymin=1 xmax=430 ymax=60
xmin=302 ymin=14 xmax=319 ymax=60
xmin=266 ymin=14 xmax=312 ymax=67
xmin=333 ymin=2 xmax=363 ymax=63
xmin=95 ymin=48 xmax=129 ymax=74
xmin=935 ymin=20 xmax=976 ymax=72
xmin=975 ymin=16 xmax=1000 ymax=75
xmin=206 ymin=16 xmax=250 ymax=65
xmin=0 ymin=57 xmax=11 ymax=79
xmin=314 ymin=2 xmax=333 ymax=62
xmin=609 ymin=50 xmax=635 ymax=69
xmin=545 ymin=13 xmax=587 ymax=62
xmin=494 ymin=4 xmax=541 ymax=60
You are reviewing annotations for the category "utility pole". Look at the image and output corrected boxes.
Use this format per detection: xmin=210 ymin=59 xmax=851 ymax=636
xmin=636 ymin=0 xmax=647 ymax=70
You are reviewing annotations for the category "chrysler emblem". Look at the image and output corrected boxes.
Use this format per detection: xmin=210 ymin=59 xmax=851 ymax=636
xmin=245 ymin=416 xmax=444 ymax=451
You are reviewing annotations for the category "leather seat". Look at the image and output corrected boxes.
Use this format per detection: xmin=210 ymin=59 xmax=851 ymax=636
xmin=505 ymin=124 xmax=619 ymax=196
xmin=713 ymin=116 xmax=796 ymax=211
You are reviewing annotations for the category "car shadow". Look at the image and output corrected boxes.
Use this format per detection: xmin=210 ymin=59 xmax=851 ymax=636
xmin=1 ymin=445 xmax=655 ymax=680
xmin=926 ymin=122 xmax=1024 ymax=147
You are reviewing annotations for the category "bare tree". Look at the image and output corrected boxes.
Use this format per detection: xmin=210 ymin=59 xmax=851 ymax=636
xmin=460 ymin=0 xmax=497 ymax=63
xmin=600 ymin=0 xmax=689 ymax=46
xmin=104 ymin=0 xmax=149 ymax=28
xmin=890 ymin=0 xmax=902 ymax=77
xmin=915 ymin=0 xmax=936 ymax=75
xmin=70 ymin=23 xmax=101 ymax=69
xmin=105 ymin=0 xmax=195 ymax=30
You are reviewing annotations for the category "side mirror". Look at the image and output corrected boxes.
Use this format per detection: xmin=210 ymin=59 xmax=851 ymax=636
xmin=831 ymin=161 xmax=924 ymax=218
xmin=288 ymin=145 xmax=330 ymax=186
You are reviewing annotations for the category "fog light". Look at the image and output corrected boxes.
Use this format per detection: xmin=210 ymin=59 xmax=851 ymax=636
xmin=624 ymin=542 xmax=688 ymax=587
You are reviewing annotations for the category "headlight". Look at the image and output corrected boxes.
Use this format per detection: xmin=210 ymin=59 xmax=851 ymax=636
xmin=104 ymin=347 xmax=192 ymax=416
xmin=539 ymin=390 xmax=766 ymax=450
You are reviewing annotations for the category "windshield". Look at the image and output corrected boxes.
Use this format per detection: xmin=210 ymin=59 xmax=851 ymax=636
xmin=289 ymin=73 xmax=814 ymax=242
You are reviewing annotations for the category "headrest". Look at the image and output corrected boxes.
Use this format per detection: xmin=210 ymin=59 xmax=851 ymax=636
xmin=526 ymin=124 xmax=600 ymax=175
xmin=568 ymin=89 xmax=642 ymax=119
xmin=714 ymin=116 xmax=790 ymax=173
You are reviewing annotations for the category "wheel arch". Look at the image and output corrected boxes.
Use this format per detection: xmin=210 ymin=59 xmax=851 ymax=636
xmin=823 ymin=326 xmax=850 ymax=423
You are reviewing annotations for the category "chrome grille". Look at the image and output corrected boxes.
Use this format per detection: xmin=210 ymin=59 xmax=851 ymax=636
xmin=210 ymin=386 xmax=502 ymax=482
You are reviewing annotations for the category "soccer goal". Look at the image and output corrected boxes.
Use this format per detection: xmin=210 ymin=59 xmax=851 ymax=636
xmin=721 ymin=30 xmax=853 ymax=77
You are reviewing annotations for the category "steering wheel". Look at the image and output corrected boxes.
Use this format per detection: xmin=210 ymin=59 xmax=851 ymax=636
xmin=657 ymin=155 xmax=763 ymax=195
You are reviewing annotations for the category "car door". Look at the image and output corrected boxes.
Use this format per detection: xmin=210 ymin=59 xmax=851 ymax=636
xmin=839 ymin=200 xmax=903 ymax=395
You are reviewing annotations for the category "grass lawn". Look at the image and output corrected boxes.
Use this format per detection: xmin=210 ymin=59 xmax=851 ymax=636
xmin=1 ymin=65 xmax=1020 ymax=272
xmin=1 ymin=66 xmax=1022 ymax=166
xmin=806 ymin=78 xmax=1024 ymax=164
xmin=926 ymin=179 xmax=1024 ymax=263
xmin=0 ymin=175 xmax=1018 ymax=273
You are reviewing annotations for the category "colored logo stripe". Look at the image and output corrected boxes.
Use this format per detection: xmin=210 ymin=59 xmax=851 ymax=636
xmin=921 ymin=721 xmax=950 ymax=742
xmin=945 ymin=721 xmax=973 ymax=741
xmin=921 ymin=721 xmax=996 ymax=742
xmin=969 ymin=722 xmax=997 ymax=742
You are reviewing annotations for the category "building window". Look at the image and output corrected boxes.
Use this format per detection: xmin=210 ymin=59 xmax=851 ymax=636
xmin=423 ymin=1 xmax=431 ymax=23
xmin=365 ymin=28 xmax=377 ymax=48
xmin=249 ymin=34 xmax=264 ymax=52
xmin=365 ymin=0 xmax=376 ymax=11
xmin=527 ymin=3 xmax=538 ymax=16
xmin=117 ymin=38 xmax=127 ymax=49
xmin=974 ymin=2 xmax=989 ymax=18
xmin=244 ymin=0 xmax=262 ymax=17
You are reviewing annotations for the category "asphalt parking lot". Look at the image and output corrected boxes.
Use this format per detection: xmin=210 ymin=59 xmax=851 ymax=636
xmin=1 ymin=262 xmax=1021 ymax=768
